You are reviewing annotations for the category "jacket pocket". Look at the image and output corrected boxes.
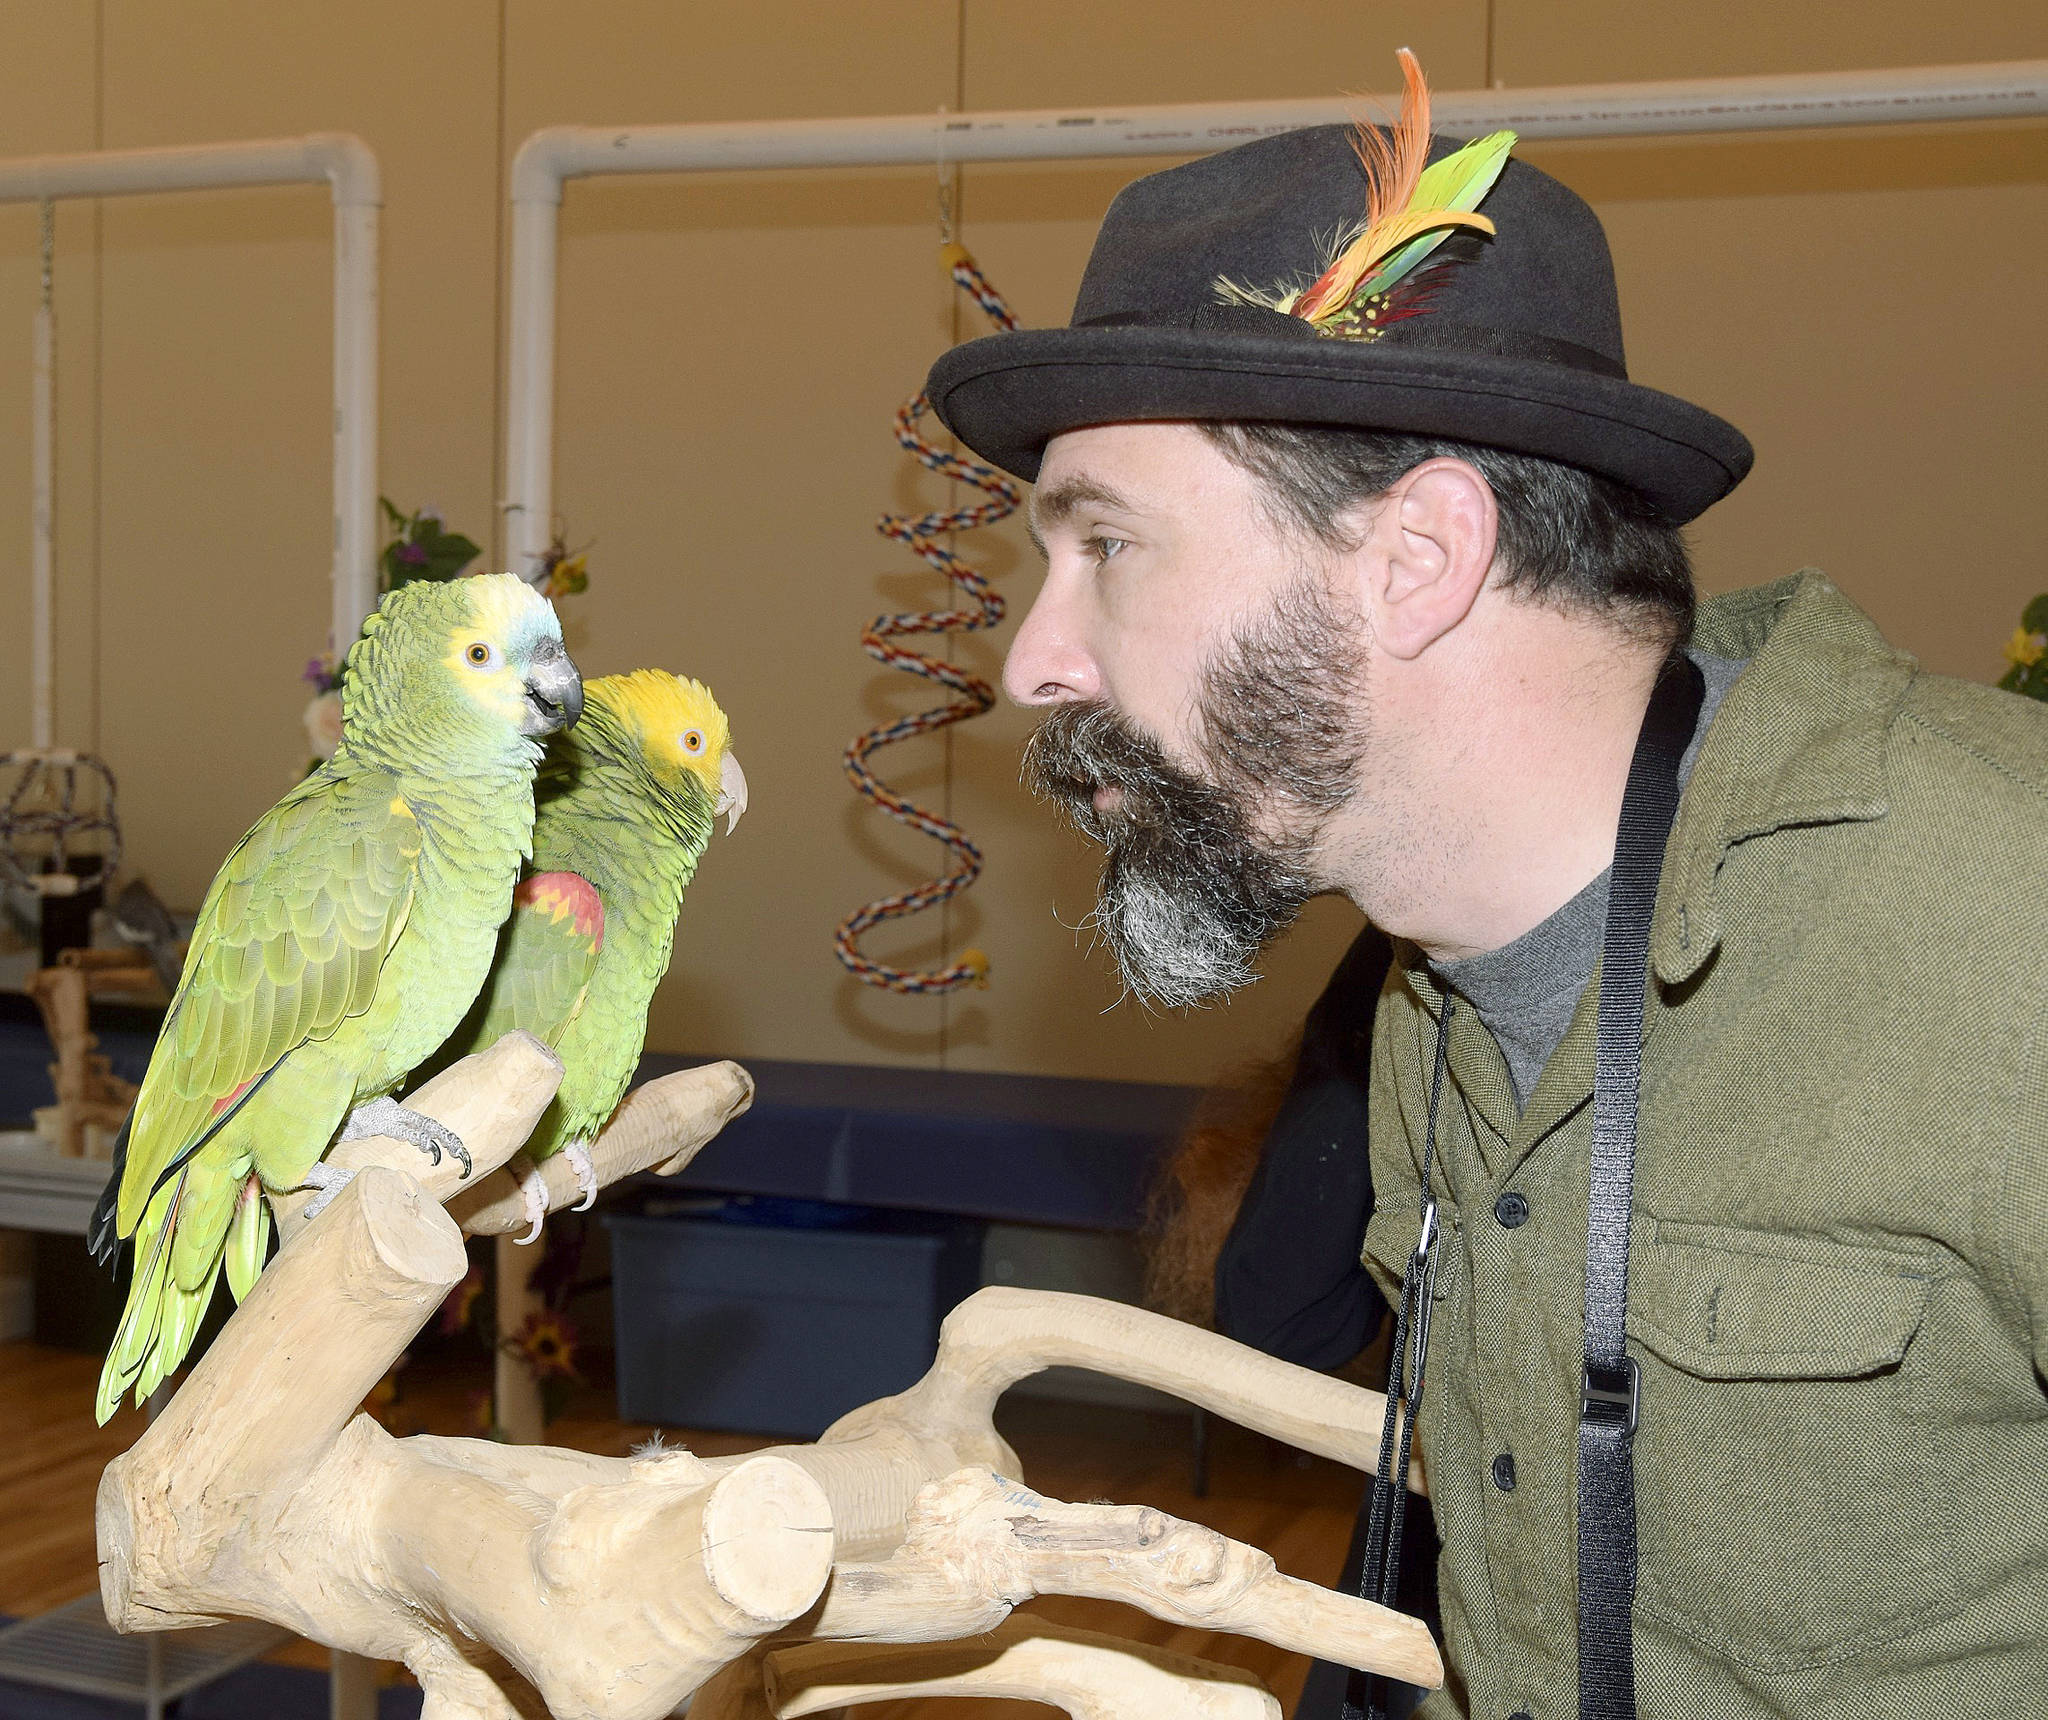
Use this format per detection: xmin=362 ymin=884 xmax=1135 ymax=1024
xmin=1626 ymin=1217 xmax=1956 ymax=1670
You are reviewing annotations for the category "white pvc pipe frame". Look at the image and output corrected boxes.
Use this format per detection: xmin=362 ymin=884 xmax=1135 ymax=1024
xmin=503 ymin=57 xmax=2048 ymax=575
xmin=0 ymin=134 xmax=380 ymax=748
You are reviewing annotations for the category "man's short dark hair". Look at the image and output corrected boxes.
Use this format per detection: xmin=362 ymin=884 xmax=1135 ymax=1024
xmin=1200 ymin=421 xmax=1695 ymax=648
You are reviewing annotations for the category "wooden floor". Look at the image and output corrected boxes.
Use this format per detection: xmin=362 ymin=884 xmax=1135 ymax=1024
xmin=0 ymin=1338 xmax=1362 ymax=1717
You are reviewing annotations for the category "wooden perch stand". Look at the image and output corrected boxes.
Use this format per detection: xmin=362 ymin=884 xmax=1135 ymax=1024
xmin=98 ymin=1033 xmax=1441 ymax=1719
xmin=693 ymin=1618 xmax=1286 ymax=1720
xmin=26 ymin=953 xmax=153 ymax=1158
xmin=104 ymin=1037 xmax=818 ymax=1720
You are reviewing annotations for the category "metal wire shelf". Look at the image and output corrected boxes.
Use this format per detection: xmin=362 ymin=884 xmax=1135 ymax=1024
xmin=0 ymin=1592 xmax=291 ymax=1720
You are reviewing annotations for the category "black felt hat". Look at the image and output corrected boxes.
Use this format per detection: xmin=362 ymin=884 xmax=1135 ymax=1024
xmin=926 ymin=124 xmax=1752 ymax=523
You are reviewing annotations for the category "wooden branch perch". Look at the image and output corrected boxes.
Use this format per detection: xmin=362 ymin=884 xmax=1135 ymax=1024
xmin=101 ymin=1041 xmax=824 ymax=1720
xmin=27 ymin=961 xmax=143 ymax=1157
xmin=762 ymin=1616 xmax=1283 ymax=1719
xmin=829 ymin=1287 xmax=1398 ymax=1476
xmin=451 ymin=1059 xmax=755 ymax=1235
xmin=692 ymin=1285 xmax=1415 ymax=1566
xmin=805 ymin=1468 xmax=1438 ymax=1687
xmin=102 ymin=1045 xmax=1440 ymax=1717
xmin=266 ymin=1034 xmax=754 ymax=1246
xmin=672 ymin=1288 xmax=1441 ymax=1690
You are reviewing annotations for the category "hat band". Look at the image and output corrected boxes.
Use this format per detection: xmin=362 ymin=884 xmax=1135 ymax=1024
xmin=1077 ymin=304 xmax=1627 ymax=381
xmin=1375 ymin=316 xmax=1627 ymax=379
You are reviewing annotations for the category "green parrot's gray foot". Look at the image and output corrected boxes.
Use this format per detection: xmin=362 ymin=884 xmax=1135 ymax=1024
xmin=340 ymin=1097 xmax=472 ymax=1177
xmin=514 ymin=1156 xmax=549 ymax=1246
xmin=301 ymin=1161 xmax=357 ymax=1221
xmin=564 ymin=1141 xmax=599 ymax=1212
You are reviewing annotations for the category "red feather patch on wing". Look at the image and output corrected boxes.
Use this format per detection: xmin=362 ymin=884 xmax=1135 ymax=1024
xmin=514 ymin=871 xmax=605 ymax=951
xmin=209 ymin=1075 xmax=258 ymax=1119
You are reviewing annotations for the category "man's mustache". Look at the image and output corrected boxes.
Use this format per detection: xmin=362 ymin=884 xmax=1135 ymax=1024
xmin=1022 ymin=703 xmax=1236 ymax=845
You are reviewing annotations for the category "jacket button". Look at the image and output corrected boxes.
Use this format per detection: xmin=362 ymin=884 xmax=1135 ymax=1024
xmin=1492 ymin=1452 xmax=1517 ymax=1491
xmin=1495 ymin=1190 xmax=1530 ymax=1228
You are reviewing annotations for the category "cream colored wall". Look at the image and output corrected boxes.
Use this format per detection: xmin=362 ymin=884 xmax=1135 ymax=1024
xmin=0 ymin=2 xmax=2041 ymax=1085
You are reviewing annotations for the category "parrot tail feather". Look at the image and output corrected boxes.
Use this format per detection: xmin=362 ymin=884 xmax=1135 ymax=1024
xmin=96 ymin=1176 xmax=178 ymax=1424
xmin=95 ymin=1169 xmax=221 ymax=1425
xmin=138 ymin=1279 xmax=209 ymax=1404
xmin=223 ymin=1174 xmax=271 ymax=1303
xmin=86 ymin=1109 xmax=133 ymax=1275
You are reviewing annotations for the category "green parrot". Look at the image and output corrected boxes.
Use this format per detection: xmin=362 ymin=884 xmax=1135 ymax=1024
xmin=425 ymin=669 xmax=744 ymax=1240
xmin=88 ymin=573 xmax=583 ymax=1423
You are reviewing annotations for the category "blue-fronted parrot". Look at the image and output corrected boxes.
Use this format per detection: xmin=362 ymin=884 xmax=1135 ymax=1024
xmin=427 ymin=670 xmax=743 ymax=1238
xmin=89 ymin=572 xmax=583 ymax=1422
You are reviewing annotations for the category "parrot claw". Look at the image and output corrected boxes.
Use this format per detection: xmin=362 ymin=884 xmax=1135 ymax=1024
xmin=564 ymin=1142 xmax=599 ymax=1212
xmin=300 ymin=1161 xmax=357 ymax=1221
xmin=340 ymin=1097 xmax=472 ymax=1178
xmin=513 ymin=1155 xmax=548 ymax=1245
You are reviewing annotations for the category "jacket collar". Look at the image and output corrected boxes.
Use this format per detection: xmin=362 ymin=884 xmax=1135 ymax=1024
xmin=1650 ymin=571 xmax=1913 ymax=986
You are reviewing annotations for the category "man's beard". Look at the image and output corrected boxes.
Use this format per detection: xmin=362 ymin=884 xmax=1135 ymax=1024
xmin=1022 ymin=571 xmax=1369 ymax=1008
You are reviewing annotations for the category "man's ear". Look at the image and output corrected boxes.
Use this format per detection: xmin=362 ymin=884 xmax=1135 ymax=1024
xmin=1359 ymin=458 xmax=1498 ymax=662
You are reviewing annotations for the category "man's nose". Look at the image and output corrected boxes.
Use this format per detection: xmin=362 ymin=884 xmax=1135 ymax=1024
xmin=1003 ymin=585 xmax=1100 ymax=706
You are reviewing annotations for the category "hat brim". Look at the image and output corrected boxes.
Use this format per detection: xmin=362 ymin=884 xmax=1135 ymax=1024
xmin=927 ymin=325 xmax=1752 ymax=525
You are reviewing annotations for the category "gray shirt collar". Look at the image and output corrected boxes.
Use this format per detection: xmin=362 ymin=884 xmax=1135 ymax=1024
xmin=1433 ymin=647 xmax=1748 ymax=1109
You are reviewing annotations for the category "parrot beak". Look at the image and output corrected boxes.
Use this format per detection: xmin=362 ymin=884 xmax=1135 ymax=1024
xmin=716 ymin=750 xmax=748 ymax=835
xmin=521 ymin=644 xmax=584 ymax=737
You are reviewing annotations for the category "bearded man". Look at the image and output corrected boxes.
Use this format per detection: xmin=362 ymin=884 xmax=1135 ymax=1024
xmin=924 ymin=106 xmax=2048 ymax=1720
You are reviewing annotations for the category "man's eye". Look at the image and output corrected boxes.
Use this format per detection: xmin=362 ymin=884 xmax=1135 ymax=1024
xmin=1084 ymin=534 xmax=1129 ymax=564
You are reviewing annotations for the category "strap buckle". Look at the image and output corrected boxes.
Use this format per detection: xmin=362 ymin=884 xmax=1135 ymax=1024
xmin=1581 ymin=1357 xmax=1640 ymax=1436
xmin=1414 ymin=1196 xmax=1438 ymax=1264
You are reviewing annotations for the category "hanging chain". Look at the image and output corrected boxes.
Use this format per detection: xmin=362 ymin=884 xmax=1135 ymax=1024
xmin=39 ymin=198 xmax=54 ymax=310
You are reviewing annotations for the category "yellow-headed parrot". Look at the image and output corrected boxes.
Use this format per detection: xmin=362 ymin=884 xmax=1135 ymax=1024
xmin=426 ymin=670 xmax=743 ymax=1238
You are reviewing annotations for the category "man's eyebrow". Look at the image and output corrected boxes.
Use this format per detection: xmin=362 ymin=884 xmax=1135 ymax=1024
xmin=1026 ymin=475 xmax=1139 ymax=555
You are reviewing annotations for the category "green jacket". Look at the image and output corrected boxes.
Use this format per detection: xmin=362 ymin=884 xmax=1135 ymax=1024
xmin=1364 ymin=573 xmax=2048 ymax=1718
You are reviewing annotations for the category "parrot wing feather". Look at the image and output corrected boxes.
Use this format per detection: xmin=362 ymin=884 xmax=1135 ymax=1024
xmin=446 ymin=871 xmax=603 ymax=1059
xmin=114 ymin=771 xmax=423 ymax=1234
xmin=419 ymin=871 xmax=601 ymax=1167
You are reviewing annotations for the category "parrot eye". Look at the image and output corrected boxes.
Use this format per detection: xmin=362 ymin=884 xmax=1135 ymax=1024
xmin=680 ymin=728 xmax=706 ymax=755
xmin=465 ymin=641 xmax=500 ymax=670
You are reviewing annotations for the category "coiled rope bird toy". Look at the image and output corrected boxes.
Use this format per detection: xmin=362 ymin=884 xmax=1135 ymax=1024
xmin=835 ymin=241 xmax=1019 ymax=995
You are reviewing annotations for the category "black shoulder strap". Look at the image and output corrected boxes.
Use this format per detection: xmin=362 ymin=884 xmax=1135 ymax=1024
xmin=1344 ymin=654 xmax=1702 ymax=1720
xmin=1578 ymin=653 xmax=1703 ymax=1719
xmin=1347 ymin=995 xmax=1452 ymax=1720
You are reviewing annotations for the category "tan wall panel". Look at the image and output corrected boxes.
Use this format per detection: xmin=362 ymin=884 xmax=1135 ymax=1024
xmin=92 ymin=0 xmax=502 ymax=909
xmin=1494 ymin=0 xmax=2047 ymax=82
xmin=2 ymin=2 xmax=2041 ymax=1086
xmin=960 ymin=0 xmax=1488 ymax=107
xmin=501 ymin=3 xmax=972 ymax=1072
xmin=0 ymin=4 xmax=100 ymax=760
xmin=503 ymin=0 xmax=960 ymax=125
xmin=1497 ymin=1 xmax=2048 ymax=685
xmin=1531 ymin=126 xmax=2048 ymax=677
xmin=503 ymin=6 xmax=1487 ymax=1076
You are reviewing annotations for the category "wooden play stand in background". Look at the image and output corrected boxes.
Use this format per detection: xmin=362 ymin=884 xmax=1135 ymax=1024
xmin=24 ymin=951 xmax=159 ymax=1160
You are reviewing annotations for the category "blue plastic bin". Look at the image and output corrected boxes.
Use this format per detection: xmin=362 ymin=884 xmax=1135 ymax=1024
xmin=604 ymin=1205 xmax=984 ymax=1438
